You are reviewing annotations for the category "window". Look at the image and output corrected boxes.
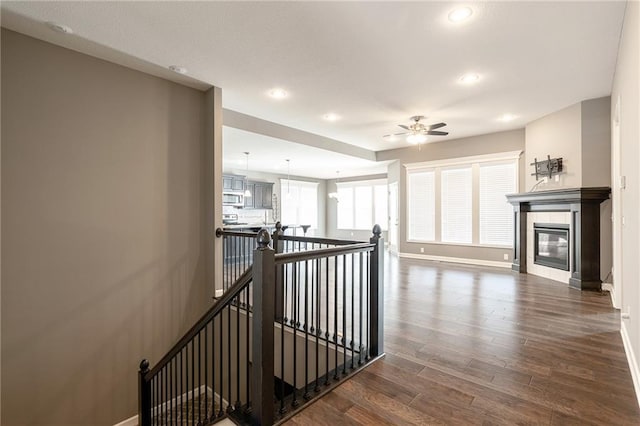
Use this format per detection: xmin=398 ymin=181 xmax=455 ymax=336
xmin=336 ymin=179 xmax=388 ymax=230
xmin=441 ymin=167 xmax=472 ymax=244
xmin=280 ymin=179 xmax=318 ymax=229
xmin=406 ymin=151 xmax=520 ymax=247
xmin=407 ymin=171 xmax=435 ymax=241
xmin=479 ymin=162 xmax=516 ymax=245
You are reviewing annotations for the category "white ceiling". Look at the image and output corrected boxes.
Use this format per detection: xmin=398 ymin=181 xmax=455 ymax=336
xmin=1 ymin=1 xmax=626 ymax=177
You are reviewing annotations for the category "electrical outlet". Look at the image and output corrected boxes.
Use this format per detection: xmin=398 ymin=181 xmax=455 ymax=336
xmin=503 ymin=253 xmax=509 ymax=260
xmin=420 ymin=247 xmax=425 ymax=253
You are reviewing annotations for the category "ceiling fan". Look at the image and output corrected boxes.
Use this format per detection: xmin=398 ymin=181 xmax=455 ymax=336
xmin=384 ymin=115 xmax=449 ymax=146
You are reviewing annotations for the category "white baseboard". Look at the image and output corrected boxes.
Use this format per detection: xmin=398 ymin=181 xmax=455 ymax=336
xmin=113 ymin=414 xmax=137 ymax=426
xmin=215 ymin=288 xmax=224 ymax=298
xmin=621 ymin=321 xmax=640 ymax=408
xmin=399 ymin=252 xmax=511 ymax=269
xmin=601 ymin=283 xmax=618 ymax=308
xmin=113 ymin=385 xmax=223 ymax=426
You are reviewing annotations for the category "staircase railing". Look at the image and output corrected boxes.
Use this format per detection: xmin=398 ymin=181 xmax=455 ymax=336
xmin=138 ymin=266 xmax=254 ymax=426
xmin=139 ymin=224 xmax=384 ymax=425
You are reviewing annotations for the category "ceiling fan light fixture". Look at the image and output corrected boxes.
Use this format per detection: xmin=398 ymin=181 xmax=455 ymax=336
xmin=407 ymin=133 xmax=427 ymax=145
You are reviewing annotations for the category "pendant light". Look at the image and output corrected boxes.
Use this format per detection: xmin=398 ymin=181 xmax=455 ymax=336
xmin=328 ymin=171 xmax=340 ymax=200
xmin=243 ymin=152 xmax=252 ymax=198
xmin=285 ymin=159 xmax=292 ymax=199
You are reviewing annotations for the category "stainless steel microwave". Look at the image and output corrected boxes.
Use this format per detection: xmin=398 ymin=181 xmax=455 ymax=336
xmin=222 ymin=192 xmax=244 ymax=207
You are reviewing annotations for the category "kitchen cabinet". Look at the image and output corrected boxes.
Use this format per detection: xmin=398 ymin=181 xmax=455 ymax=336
xmin=223 ymin=174 xmax=246 ymax=192
xmin=244 ymin=181 xmax=273 ymax=209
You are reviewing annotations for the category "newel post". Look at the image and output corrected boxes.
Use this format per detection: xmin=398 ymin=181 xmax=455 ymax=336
xmin=251 ymin=229 xmax=275 ymax=425
xmin=369 ymin=224 xmax=385 ymax=357
xmin=138 ymin=359 xmax=151 ymax=426
xmin=272 ymin=222 xmax=285 ymax=320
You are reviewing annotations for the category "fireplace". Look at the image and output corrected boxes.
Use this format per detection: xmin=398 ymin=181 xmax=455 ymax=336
xmin=506 ymin=187 xmax=610 ymax=291
xmin=534 ymin=223 xmax=569 ymax=271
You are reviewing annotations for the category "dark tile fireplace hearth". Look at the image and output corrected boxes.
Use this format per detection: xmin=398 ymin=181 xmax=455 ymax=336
xmin=506 ymin=187 xmax=610 ymax=291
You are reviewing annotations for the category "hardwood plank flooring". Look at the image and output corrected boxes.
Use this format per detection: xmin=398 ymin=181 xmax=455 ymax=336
xmin=285 ymin=255 xmax=640 ymax=425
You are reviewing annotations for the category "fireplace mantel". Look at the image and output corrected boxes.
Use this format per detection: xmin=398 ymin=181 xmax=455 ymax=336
xmin=506 ymin=187 xmax=610 ymax=290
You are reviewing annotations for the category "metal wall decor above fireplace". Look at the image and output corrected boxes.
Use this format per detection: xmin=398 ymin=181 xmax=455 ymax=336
xmin=534 ymin=223 xmax=570 ymax=271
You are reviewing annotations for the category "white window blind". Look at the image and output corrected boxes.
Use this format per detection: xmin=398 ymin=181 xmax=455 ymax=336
xmin=280 ymin=179 xmax=318 ymax=229
xmin=337 ymin=179 xmax=388 ymax=230
xmin=479 ymin=162 xmax=516 ymax=245
xmin=337 ymin=186 xmax=354 ymax=229
xmin=441 ymin=167 xmax=472 ymax=244
xmin=407 ymin=171 xmax=435 ymax=241
xmin=373 ymin=184 xmax=388 ymax=231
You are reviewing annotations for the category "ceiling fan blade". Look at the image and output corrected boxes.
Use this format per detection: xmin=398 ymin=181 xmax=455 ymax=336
xmin=425 ymin=122 xmax=446 ymax=131
xmin=383 ymin=132 xmax=409 ymax=138
xmin=398 ymin=124 xmax=411 ymax=130
xmin=426 ymin=131 xmax=449 ymax=136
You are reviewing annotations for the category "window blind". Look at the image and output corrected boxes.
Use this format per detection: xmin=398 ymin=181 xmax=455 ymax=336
xmin=441 ymin=167 xmax=472 ymax=243
xmin=407 ymin=171 xmax=435 ymax=241
xmin=479 ymin=162 xmax=516 ymax=245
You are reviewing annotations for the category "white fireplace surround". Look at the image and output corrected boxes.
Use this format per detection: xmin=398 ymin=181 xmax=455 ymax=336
xmin=526 ymin=212 xmax=572 ymax=283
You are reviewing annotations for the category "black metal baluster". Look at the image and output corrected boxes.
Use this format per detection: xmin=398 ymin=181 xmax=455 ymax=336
xmin=351 ymin=253 xmax=355 ymax=370
xmin=227 ymin=300 xmax=232 ymax=412
xmin=359 ymin=252 xmax=364 ymax=365
xmin=235 ymin=294 xmax=241 ymax=410
xmin=366 ymin=253 xmax=370 ymax=361
xmin=198 ymin=331 xmax=201 ymax=425
xmin=291 ymin=261 xmax=298 ymax=408
xmin=315 ymin=257 xmax=321 ymax=393
xmin=174 ymin=357 xmax=178 ymax=426
xmin=342 ymin=254 xmax=347 ymax=375
xmin=325 ymin=256 xmax=330 ymax=386
xmin=334 ymin=255 xmax=339 ymax=381
xmin=245 ymin=286 xmax=250 ymax=411
xmin=279 ymin=278 xmax=286 ymax=414
xmin=219 ymin=308 xmax=224 ymax=417
xmin=167 ymin=363 xmax=170 ymax=426
xmin=303 ymin=259 xmax=310 ymax=400
xmin=192 ymin=340 xmax=196 ymax=425
xmin=180 ymin=349 xmax=184 ymax=426
xmin=204 ymin=324 xmax=209 ymax=423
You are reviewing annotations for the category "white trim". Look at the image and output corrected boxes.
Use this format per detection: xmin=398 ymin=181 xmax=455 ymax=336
xmin=113 ymin=415 xmax=137 ymax=426
xmin=601 ymin=283 xmax=618 ymax=308
xmin=399 ymin=252 xmax=511 ymax=269
xmin=404 ymin=150 xmax=523 ymax=170
xmin=215 ymin=288 xmax=224 ymax=298
xmin=621 ymin=321 xmax=640 ymax=408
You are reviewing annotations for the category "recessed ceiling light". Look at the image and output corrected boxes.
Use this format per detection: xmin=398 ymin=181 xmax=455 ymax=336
xmin=268 ymin=88 xmax=288 ymax=99
xmin=46 ymin=21 xmax=73 ymax=34
xmin=498 ymin=113 xmax=518 ymax=122
xmin=168 ymin=65 xmax=188 ymax=75
xmin=448 ymin=7 xmax=473 ymax=23
xmin=323 ymin=113 xmax=340 ymax=122
xmin=459 ymin=73 xmax=480 ymax=84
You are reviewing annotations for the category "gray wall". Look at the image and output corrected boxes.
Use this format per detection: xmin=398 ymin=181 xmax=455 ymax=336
xmin=524 ymin=96 xmax=612 ymax=281
xmin=377 ymin=129 xmax=526 ymax=263
xmin=1 ymin=30 xmax=214 ymax=425
xmin=612 ymin=0 xmax=640 ymax=391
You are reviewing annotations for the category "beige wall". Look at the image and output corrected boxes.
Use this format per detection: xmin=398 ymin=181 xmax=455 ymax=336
xmin=377 ymin=129 xmax=526 ymax=263
xmin=524 ymin=97 xmax=612 ymax=281
xmin=525 ymin=102 xmax=583 ymax=190
xmin=1 ymin=30 xmax=215 ymax=425
xmin=612 ymin=0 xmax=640 ymax=397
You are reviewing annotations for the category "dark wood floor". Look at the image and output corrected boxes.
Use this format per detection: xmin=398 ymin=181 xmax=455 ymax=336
xmin=285 ymin=255 xmax=640 ymax=425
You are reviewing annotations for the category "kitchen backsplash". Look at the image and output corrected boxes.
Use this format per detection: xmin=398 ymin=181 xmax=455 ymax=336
xmin=223 ymin=205 xmax=275 ymax=224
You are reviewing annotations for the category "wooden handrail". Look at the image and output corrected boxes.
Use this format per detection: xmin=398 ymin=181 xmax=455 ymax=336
xmin=145 ymin=265 xmax=253 ymax=380
xmin=274 ymin=242 xmax=374 ymax=264
xmin=278 ymin=234 xmax=363 ymax=246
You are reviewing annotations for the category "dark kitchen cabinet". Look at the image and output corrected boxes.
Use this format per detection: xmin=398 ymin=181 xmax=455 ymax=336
xmin=243 ymin=181 xmax=273 ymax=209
xmin=223 ymin=174 xmax=246 ymax=192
